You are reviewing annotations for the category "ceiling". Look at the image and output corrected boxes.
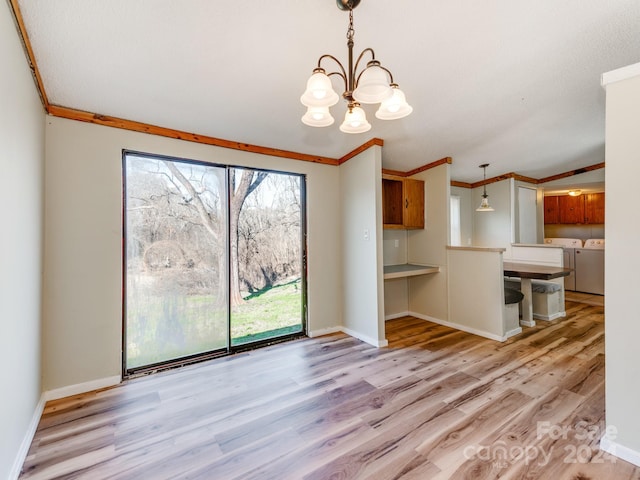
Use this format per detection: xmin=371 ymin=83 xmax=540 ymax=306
xmin=14 ymin=0 xmax=640 ymax=183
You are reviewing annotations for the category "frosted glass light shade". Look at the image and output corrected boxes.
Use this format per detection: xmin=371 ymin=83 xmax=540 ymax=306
xmin=352 ymin=64 xmax=393 ymax=104
xmin=476 ymin=195 xmax=494 ymax=212
xmin=375 ymin=85 xmax=413 ymax=120
xmin=301 ymin=106 xmax=334 ymax=127
xmin=300 ymin=71 xmax=339 ymax=107
xmin=339 ymin=105 xmax=371 ymax=134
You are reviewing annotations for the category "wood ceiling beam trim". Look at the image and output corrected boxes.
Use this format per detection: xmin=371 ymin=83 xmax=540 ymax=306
xmin=338 ymin=138 xmax=384 ymax=165
xmin=405 ymin=157 xmax=452 ymax=177
xmin=381 ymin=168 xmax=409 ymax=177
xmin=8 ymin=0 xmax=49 ymax=109
xmin=451 ymin=180 xmax=473 ymax=188
xmin=47 ymin=105 xmax=340 ymax=166
xmin=450 ymin=164 xmax=604 ymax=189
xmin=537 ymin=162 xmax=605 ymax=184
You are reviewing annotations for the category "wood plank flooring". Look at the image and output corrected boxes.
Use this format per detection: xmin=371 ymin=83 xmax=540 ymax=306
xmin=20 ymin=300 xmax=640 ymax=479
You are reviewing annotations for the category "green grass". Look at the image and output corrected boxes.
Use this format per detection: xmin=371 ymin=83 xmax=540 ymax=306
xmin=127 ymin=279 xmax=302 ymax=368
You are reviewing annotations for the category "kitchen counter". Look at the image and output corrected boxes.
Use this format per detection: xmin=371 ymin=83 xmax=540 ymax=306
xmin=383 ymin=263 xmax=440 ymax=280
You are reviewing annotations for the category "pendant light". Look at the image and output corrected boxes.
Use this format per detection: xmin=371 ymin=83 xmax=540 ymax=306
xmin=476 ymin=163 xmax=495 ymax=212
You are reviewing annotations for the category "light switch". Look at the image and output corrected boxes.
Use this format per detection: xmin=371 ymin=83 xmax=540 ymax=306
xmin=394 ymin=239 xmax=399 ymax=248
xmin=363 ymin=228 xmax=370 ymax=241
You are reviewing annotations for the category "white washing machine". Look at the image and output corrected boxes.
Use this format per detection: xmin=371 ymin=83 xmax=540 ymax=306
xmin=575 ymin=239 xmax=605 ymax=295
xmin=544 ymin=238 xmax=582 ymax=291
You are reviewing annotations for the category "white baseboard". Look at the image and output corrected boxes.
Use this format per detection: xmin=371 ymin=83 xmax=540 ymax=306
xmin=43 ymin=375 xmax=121 ymax=402
xmin=409 ymin=312 xmax=509 ymax=342
xmin=307 ymin=326 xmax=342 ymax=338
xmin=308 ymin=325 xmax=388 ymax=347
xmin=340 ymin=327 xmax=388 ymax=347
xmin=600 ymin=436 xmax=640 ymax=467
xmin=9 ymin=394 xmax=46 ymax=480
xmin=533 ymin=311 xmax=566 ymax=321
xmin=504 ymin=326 xmax=523 ymax=338
xmin=385 ymin=311 xmax=410 ymax=321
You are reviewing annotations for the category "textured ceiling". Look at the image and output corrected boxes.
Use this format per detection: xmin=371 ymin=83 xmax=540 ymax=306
xmin=16 ymin=0 xmax=640 ymax=183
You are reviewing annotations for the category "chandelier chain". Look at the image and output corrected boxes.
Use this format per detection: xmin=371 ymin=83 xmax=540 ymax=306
xmin=347 ymin=10 xmax=354 ymax=42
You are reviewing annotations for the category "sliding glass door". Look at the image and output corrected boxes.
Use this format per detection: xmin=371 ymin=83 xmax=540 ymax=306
xmin=123 ymin=153 xmax=305 ymax=374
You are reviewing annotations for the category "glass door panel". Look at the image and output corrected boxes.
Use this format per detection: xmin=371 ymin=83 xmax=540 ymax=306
xmin=230 ymin=168 xmax=304 ymax=346
xmin=124 ymin=154 xmax=228 ymax=371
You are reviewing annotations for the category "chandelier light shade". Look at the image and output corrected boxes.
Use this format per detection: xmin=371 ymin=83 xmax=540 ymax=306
xmin=340 ymin=104 xmax=371 ymax=133
xmin=302 ymin=105 xmax=335 ymax=127
xmin=300 ymin=70 xmax=340 ymax=107
xmin=300 ymin=0 xmax=412 ymax=133
xmin=376 ymin=84 xmax=413 ymax=120
xmin=476 ymin=163 xmax=495 ymax=212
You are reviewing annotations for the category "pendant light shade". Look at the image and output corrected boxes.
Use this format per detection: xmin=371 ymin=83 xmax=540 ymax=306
xmin=300 ymin=70 xmax=340 ymax=107
xmin=301 ymin=106 xmax=335 ymax=127
xmin=339 ymin=104 xmax=371 ymax=133
xmin=352 ymin=61 xmax=393 ymax=104
xmin=375 ymin=84 xmax=413 ymax=120
xmin=476 ymin=164 xmax=495 ymax=212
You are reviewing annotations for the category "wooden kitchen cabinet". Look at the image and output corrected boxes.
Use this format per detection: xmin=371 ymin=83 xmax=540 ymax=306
xmin=382 ymin=175 xmax=424 ymax=229
xmin=544 ymin=193 xmax=605 ymax=224
xmin=544 ymin=196 xmax=559 ymax=224
xmin=558 ymin=195 xmax=585 ymax=224
xmin=584 ymin=192 xmax=605 ymax=224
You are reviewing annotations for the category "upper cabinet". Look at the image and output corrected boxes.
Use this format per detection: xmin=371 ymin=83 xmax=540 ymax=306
xmin=382 ymin=175 xmax=425 ymax=229
xmin=584 ymin=192 xmax=605 ymax=224
xmin=544 ymin=193 xmax=605 ymax=224
xmin=558 ymin=195 xmax=585 ymax=224
xmin=544 ymin=196 xmax=559 ymax=224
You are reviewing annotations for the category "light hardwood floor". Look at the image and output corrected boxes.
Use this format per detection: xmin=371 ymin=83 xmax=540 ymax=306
xmin=20 ymin=299 xmax=640 ymax=479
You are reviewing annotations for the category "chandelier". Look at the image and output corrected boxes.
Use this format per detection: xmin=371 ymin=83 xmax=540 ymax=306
xmin=300 ymin=0 xmax=412 ymax=134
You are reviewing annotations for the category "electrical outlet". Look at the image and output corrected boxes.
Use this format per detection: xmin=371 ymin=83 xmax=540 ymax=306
xmin=363 ymin=228 xmax=370 ymax=241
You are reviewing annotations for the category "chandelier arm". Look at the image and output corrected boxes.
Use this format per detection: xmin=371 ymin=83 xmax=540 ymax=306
xmin=377 ymin=65 xmax=395 ymax=85
xmin=352 ymin=47 xmax=376 ymax=82
xmin=317 ymin=54 xmax=349 ymax=92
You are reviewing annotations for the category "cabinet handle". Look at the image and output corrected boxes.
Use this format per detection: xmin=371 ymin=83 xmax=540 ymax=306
xmin=405 ymin=198 xmax=408 ymax=208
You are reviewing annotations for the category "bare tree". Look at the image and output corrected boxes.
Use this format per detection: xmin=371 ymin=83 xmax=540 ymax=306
xmin=164 ymin=162 xmax=267 ymax=305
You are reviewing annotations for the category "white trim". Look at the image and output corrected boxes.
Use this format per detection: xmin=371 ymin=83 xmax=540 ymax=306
xmin=520 ymin=319 xmax=536 ymax=328
xmin=43 ymin=375 xmax=121 ymax=402
xmin=307 ymin=326 xmax=342 ymax=338
xmin=533 ymin=311 xmax=566 ymax=321
xmin=8 ymin=394 xmax=46 ymax=480
xmin=600 ymin=436 xmax=640 ymax=467
xmin=409 ymin=312 xmax=508 ymax=342
xmin=385 ymin=311 xmax=411 ymax=321
xmin=341 ymin=327 xmax=388 ymax=347
xmin=602 ymin=62 xmax=640 ymax=87
xmin=504 ymin=326 xmax=523 ymax=338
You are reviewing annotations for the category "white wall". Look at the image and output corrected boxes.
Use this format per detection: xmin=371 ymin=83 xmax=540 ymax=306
xmin=340 ymin=147 xmax=386 ymax=346
xmin=407 ymin=163 xmax=450 ymax=322
xmin=472 ymin=179 xmax=514 ymax=248
xmin=43 ymin=116 xmax=344 ymax=390
xmin=0 ymin=3 xmax=45 ymax=478
xmin=602 ymin=64 xmax=640 ymax=464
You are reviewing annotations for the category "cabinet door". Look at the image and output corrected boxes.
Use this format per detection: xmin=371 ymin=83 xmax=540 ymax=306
xmin=544 ymin=196 xmax=559 ymax=224
xmin=382 ymin=178 xmax=404 ymax=227
xmin=558 ymin=195 xmax=585 ymax=224
xmin=403 ymin=179 xmax=425 ymax=229
xmin=585 ymin=193 xmax=605 ymax=224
